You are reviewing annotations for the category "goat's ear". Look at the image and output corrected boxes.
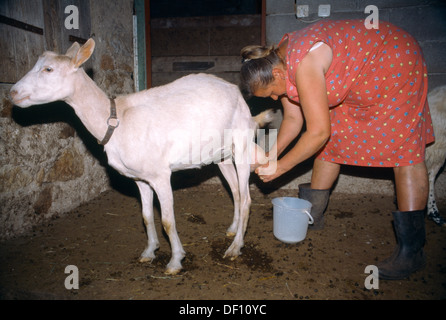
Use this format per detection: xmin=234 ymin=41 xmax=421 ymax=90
xmin=65 ymin=42 xmax=81 ymax=59
xmin=71 ymin=38 xmax=95 ymax=68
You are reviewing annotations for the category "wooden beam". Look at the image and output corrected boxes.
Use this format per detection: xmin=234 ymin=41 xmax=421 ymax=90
xmin=68 ymin=35 xmax=87 ymax=44
xmin=261 ymin=0 xmax=266 ymax=46
xmin=144 ymin=0 xmax=152 ymax=88
xmin=135 ymin=0 xmax=147 ymax=90
xmin=0 ymin=15 xmax=43 ymax=35
xmin=41 ymin=0 xmax=60 ymax=52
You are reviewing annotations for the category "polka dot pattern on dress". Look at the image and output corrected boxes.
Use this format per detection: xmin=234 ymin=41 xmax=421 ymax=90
xmin=279 ymin=19 xmax=435 ymax=167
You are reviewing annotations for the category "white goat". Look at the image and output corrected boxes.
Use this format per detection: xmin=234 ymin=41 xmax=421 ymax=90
xmin=10 ymin=39 xmax=270 ymax=275
xmin=425 ymin=85 xmax=446 ymax=226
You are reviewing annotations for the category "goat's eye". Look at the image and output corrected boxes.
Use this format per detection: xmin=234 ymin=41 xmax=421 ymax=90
xmin=43 ymin=67 xmax=53 ymax=73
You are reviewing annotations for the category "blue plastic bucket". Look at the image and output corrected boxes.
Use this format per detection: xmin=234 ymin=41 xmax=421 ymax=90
xmin=272 ymin=197 xmax=313 ymax=244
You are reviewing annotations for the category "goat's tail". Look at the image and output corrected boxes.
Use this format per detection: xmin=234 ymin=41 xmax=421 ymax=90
xmin=253 ymin=109 xmax=275 ymax=128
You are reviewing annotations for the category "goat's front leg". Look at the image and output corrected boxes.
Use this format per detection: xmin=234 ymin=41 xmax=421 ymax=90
xmin=153 ymin=179 xmax=186 ymax=275
xmin=136 ymin=181 xmax=160 ymax=262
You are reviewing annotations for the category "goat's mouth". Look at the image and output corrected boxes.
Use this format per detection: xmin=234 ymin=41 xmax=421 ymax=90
xmin=12 ymin=95 xmax=31 ymax=105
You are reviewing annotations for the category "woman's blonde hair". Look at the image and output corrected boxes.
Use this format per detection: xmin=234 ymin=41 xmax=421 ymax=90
xmin=240 ymin=45 xmax=283 ymax=96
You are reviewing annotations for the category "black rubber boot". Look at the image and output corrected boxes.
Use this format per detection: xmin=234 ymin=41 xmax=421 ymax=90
xmin=377 ymin=210 xmax=426 ymax=280
xmin=298 ymin=183 xmax=330 ymax=230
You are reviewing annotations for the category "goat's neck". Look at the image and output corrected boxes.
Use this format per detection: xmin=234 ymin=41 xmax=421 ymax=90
xmin=65 ymin=69 xmax=112 ymax=142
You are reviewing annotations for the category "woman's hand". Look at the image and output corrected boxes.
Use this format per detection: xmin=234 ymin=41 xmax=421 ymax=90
xmin=255 ymin=159 xmax=286 ymax=183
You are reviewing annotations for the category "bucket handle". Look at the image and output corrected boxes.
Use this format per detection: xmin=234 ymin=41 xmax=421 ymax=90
xmin=304 ymin=210 xmax=314 ymax=224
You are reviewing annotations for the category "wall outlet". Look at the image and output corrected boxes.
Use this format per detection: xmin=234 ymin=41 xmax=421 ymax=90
xmin=318 ymin=4 xmax=331 ymax=17
xmin=296 ymin=5 xmax=309 ymax=18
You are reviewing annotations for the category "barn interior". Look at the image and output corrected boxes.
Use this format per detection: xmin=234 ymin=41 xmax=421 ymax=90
xmin=0 ymin=0 xmax=445 ymax=302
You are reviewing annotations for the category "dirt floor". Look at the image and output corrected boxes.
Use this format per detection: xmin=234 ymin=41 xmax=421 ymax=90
xmin=1 ymin=179 xmax=445 ymax=301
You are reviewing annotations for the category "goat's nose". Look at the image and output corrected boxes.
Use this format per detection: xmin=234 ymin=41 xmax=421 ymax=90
xmin=10 ymin=89 xmax=17 ymax=99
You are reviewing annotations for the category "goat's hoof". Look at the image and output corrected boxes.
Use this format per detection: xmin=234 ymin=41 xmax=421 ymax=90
xmin=226 ymin=225 xmax=237 ymax=237
xmin=428 ymin=212 xmax=446 ymax=227
xmin=139 ymin=256 xmax=154 ymax=263
xmin=139 ymin=252 xmax=156 ymax=263
xmin=165 ymin=258 xmax=184 ymax=275
xmin=226 ymin=220 xmax=239 ymax=236
xmin=165 ymin=263 xmax=182 ymax=275
xmin=222 ymin=253 xmax=240 ymax=261
xmin=139 ymin=247 xmax=158 ymax=263
xmin=226 ymin=231 xmax=236 ymax=237
xmin=223 ymin=247 xmax=241 ymax=260
xmin=164 ymin=268 xmax=181 ymax=276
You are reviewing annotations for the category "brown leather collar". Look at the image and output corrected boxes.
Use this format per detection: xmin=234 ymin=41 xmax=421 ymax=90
xmin=98 ymin=98 xmax=119 ymax=145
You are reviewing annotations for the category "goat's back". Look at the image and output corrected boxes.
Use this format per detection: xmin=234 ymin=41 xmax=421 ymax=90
xmin=113 ymin=74 xmax=256 ymax=171
xmin=124 ymin=74 xmax=253 ymax=128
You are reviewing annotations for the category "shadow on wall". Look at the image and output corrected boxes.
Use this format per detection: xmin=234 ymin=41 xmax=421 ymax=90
xmin=11 ymin=96 xmax=139 ymax=198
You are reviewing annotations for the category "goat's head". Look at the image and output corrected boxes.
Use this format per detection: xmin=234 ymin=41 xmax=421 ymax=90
xmin=10 ymin=38 xmax=95 ymax=107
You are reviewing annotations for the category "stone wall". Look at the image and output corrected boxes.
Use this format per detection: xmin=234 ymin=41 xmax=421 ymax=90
xmin=0 ymin=0 xmax=134 ymax=239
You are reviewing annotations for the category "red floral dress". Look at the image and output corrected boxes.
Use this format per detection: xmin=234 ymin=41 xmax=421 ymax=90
xmin=279 ymin=19 xmax=435 ymax=167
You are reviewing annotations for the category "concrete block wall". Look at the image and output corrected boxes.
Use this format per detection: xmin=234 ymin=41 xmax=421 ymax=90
xmin=266 ymin=0 xmax=446 ymax=89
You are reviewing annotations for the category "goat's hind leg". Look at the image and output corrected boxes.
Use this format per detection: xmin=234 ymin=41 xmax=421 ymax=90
xmin=427 ymin=166 xmax=446 ymax=226
xmin=136 ymin=181 xmax=160 ymax=262
xmin=224 ymin=162 xmax=251 ymax=260
xmin=217 ymin=162 xmax=240 ymax=237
